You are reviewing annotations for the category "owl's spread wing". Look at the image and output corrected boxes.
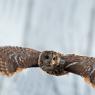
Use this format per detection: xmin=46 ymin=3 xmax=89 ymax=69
xmin=63 ymin=54 xmax=95 ymax=87
xmin=0 ymin=46 xmax=40 ymax=76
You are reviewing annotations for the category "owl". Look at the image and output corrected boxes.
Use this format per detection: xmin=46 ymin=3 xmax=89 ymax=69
xmin=1 ymin=46 xmax=95 ymax=88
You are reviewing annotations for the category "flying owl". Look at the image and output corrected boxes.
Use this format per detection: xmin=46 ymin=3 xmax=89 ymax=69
xmin=0 ymin=46 xmax=95 ymax=87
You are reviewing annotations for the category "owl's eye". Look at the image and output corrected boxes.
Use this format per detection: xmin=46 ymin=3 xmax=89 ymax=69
xmin=45 ymin=55 xmax=49 ymax=59
xmin=53 ymin=57 xmax=56 ymax=60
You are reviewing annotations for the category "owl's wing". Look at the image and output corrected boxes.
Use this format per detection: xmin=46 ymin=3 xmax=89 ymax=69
xmin=64 ymin=54 xmax=95 ymax=87
xmin=0 ymin=46 xmax=40 ymax=76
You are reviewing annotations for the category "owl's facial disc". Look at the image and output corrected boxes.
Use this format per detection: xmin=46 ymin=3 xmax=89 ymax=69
xmin=38 ymin=51 xmax=65 ymax=69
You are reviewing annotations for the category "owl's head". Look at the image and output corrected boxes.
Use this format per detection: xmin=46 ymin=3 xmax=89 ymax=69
xmin=38 ymin=51 xmax=65 ymax=72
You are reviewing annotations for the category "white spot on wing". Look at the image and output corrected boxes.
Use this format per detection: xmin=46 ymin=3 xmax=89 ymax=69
xmin=65 ymin=62 xmax=79 ymax=68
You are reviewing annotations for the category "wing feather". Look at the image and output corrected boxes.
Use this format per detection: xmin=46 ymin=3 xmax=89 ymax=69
xmin=0 ymin=46 xmax=40 ymax=76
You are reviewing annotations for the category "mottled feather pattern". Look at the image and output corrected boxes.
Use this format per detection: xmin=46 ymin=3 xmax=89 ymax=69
xmin=0 ymin=46 xmax=95 ymax=88
xmin=0 ymin=46 xmax=40 ymax=76
xmin=38 ymin=51 xmax=68 ymax=76
xmin=39 ymin=53 xmax=95 ymax=87
xmin=63 ymin=54 xmax=95 ymax=87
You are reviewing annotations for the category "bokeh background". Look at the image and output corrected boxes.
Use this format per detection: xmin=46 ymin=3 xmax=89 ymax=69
xmin=0 ymin=0 xmax=95 ymax=95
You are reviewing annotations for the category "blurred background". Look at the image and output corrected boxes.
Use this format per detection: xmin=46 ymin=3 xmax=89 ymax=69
xmin=0 ymin=0 xmax=95 ymax=95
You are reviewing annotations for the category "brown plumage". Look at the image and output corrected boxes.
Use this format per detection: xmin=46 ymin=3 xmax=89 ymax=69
xmin=38 ymin=51 xmax=68 ymax=75
xmin=63 ymin=54 xmax=95 ymax=87
xmin=0 ymin=46 xmax=95 ymax=88
xmin=42 ymin=53 xmax=95 ymax=87
xmin=0 ymin=47 xmax=67 ymax=76
xmin=0 ymin=46 xmax=40 ymax=76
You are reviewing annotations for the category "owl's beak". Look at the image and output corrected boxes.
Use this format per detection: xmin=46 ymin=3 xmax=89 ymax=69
xmin=50 ymin=60 xmax=56 ymax=66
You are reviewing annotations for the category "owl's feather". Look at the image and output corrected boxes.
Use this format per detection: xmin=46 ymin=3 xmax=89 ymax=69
xmin=0 ymin=46 xmax=40 ymax=76
xmin=62 ymin=54 xmax=95 ymax=87
xmin=1 ymin=46 xmax=95 ymax=88
xmin=38 ymin=51 xmax=68 ymax=76
xmin=39 ymin=53 xmax=95 ymax=88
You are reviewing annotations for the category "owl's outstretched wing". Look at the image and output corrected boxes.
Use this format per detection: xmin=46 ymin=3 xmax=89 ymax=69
xmin=63 ymin=54 xmax=95 ymax=87
xmin=0 ymin=46 xmax=40 ymax=76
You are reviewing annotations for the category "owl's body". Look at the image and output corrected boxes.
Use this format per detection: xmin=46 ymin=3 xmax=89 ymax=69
xmin=0 ymin=46 xmax=40 ymax=76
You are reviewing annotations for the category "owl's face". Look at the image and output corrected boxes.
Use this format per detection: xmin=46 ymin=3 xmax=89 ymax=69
xmin=38 ymin=51 xmax=66 ymax=73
